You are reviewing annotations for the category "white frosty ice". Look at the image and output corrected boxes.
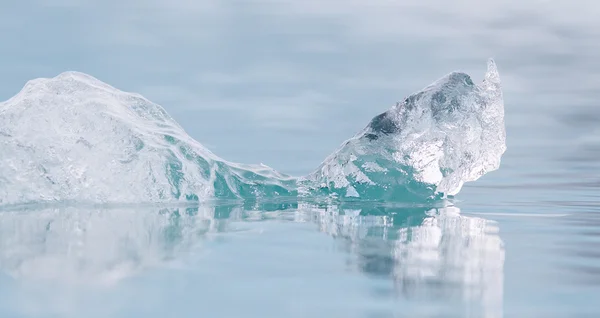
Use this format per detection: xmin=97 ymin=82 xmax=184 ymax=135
xmin=0 ymin=59 xmax=505 ymax=205
xmin=0 ymin=72 xmax=295 ymax=205
xmin=301 ymin=59 xmax=505 ymax=200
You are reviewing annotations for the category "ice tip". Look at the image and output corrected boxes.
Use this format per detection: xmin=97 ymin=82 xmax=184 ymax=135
xmin=485 ymin=58 xmax=500 ymax=84
xmin=487 ymin=58 xmax=498 ymax=72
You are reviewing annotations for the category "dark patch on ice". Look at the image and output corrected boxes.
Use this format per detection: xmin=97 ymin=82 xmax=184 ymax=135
xmin=369 ymin=112 xmax=399 ymax=136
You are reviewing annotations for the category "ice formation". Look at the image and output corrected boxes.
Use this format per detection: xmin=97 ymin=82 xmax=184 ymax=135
xmin=0 ymin=72 xmax=296 ymax=205
xmin=0 ymin=59 xmax=505 ymax=205
xmin=300 ymin=59 xmax=505 ymax=200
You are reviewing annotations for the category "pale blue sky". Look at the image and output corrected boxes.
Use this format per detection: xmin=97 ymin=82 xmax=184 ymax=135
xmin=1 ymin=0 xmax=599 ymax=175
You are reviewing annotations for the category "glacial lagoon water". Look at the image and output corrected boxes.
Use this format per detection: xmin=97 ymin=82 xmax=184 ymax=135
xmin=1 ymin=1 xmax=600 ymax=317
xmin=0 ymin=144 xmax=598 ymax=318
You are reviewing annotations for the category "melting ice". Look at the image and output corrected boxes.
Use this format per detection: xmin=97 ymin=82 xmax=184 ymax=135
xmin=301 ymin=59 xmax=505 ymax=200
xmin=0 ymin=59 xmax=505 ymax=205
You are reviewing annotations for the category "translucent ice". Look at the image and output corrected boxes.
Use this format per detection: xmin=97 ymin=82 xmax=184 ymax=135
xmin=0 ymin=59 xmax=505 ymax=205
xmin=300 ymin=59 xmax=505 ymax=200
xmin=0 ymin=72 xmax=295 ymax=205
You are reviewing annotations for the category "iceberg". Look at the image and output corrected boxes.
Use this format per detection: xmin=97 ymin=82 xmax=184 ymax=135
xmin=0 ymin=59 xmax=505 ymax=206
xmin=300 ymin=59 xmax=505 ymax=200
xmin=0 ymin=72 xmax=296 ymax=205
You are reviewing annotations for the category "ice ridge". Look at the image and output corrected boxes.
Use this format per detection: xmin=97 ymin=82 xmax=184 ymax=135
xmin=0 ymin=59 xmax=505 ymax=205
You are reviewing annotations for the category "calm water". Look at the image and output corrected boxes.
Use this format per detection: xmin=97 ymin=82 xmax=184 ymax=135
xmin=1 ymin=1 xmax=599 ymax=317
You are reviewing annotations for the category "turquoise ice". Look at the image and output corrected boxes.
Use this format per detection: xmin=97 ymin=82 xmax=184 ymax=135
xmin=0 ymin=59 xmax=504 ymax=205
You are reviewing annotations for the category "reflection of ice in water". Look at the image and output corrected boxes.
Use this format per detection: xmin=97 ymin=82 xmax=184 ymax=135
xmin=394 ymin=207 xmax=504 ymax=317
xmin=0 ymin=203 xmax=298 ymax=288
xmin=0 ymin=206 xmax=225 ymax=286
xmin=302 ymin=204 xmax=505 ymax=318
xmin=0 ymin=203 xmax=503 ymax=317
